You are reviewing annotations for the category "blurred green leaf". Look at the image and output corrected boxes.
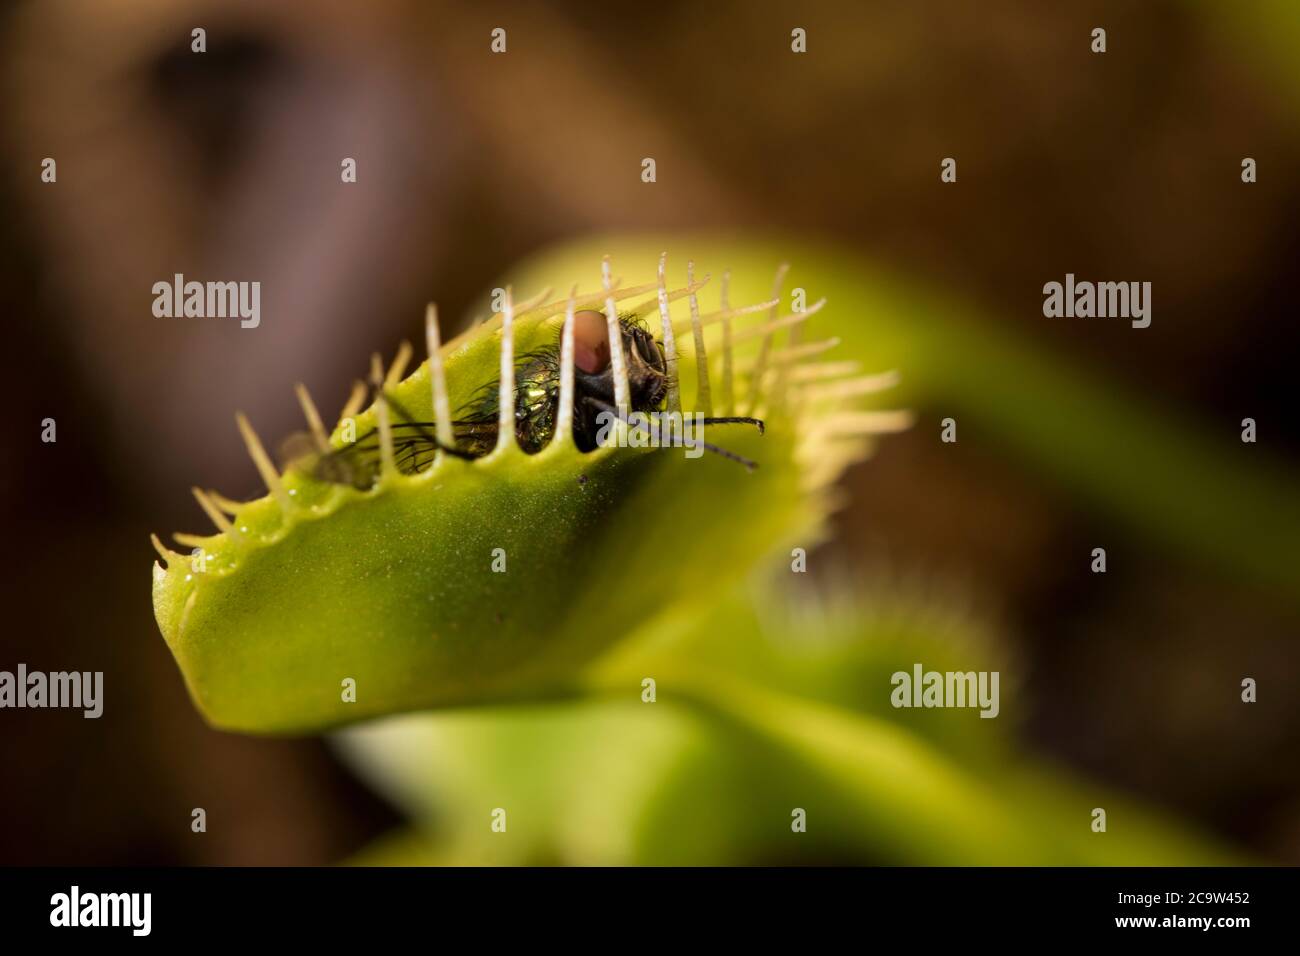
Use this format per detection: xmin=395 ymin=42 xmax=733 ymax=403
xmin=339 ymin=580 xmax=1240 ymax=865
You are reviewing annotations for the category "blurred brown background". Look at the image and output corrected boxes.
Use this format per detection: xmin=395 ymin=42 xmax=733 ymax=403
xmin=1 ymin=0 xmax=1297 ymax=864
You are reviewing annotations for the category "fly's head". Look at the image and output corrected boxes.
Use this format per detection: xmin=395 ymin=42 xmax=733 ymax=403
xmin=570 ymin=309 xmax=667 ymax=412
xmin=624 ymin=323 xmax=669 ymax=412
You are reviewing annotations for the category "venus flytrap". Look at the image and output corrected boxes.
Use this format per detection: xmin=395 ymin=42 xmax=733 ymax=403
xmin=152 ymin=255 xmax=907 ymax=733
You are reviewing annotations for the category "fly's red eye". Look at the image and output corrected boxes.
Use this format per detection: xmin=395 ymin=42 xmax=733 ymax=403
xmin=572 ymin=310 xmax=611 ymax=374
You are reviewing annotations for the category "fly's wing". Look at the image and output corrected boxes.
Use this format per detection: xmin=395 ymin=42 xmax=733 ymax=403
xmin=287 ymin=419 xmax=500 ymax=488
xmin=279 ymin=430 xmax=373 ymax=487
xmin=289 ymin=344 xmax=561 ymax=485
xmin=382 ymin=419 xmax=500 ymax=474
